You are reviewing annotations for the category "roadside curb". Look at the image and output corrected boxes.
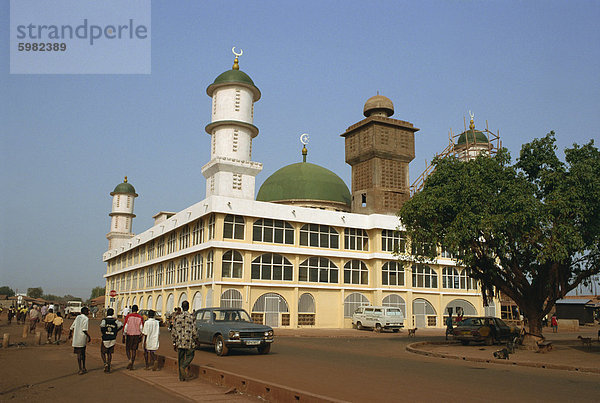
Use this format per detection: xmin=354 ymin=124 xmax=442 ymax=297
xmin=406 ymin=341 xmax=600 ymax=375
xmin=102 ymin=339 xmax=348 ymax=403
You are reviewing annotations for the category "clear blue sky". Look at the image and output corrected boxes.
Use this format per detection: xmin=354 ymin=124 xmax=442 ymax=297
xmin=1 ymin=1 xmax=599 ymax=298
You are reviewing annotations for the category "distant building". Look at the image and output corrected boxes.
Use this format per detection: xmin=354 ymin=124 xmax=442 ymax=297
xmin=102 ymin=52 xmax=497 ymax=329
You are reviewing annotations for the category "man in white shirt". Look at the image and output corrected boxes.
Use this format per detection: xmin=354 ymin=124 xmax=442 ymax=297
xmin=142 ymin=309 xmax=161 ymax=371
xmin=68 ymin=306 xmax=91 ymax=375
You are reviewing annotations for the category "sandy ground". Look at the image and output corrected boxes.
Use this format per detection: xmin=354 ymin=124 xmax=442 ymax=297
xmin=2 ymin=312 xmax=599 ymax=402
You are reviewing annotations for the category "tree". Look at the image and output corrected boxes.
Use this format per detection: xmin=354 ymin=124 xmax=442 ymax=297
xmin=0 ymin=286 xmax=15 ymax=297
xmin=27 ymin=287 xmax=44 ymax=299
xmin=399 ymin=133 xmax=600 ymax=338
xmin=90 ymin=286 xmax=106 ymax=300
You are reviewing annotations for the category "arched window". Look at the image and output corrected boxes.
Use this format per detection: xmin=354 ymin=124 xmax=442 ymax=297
xmin=155 ymin=264 xmax=163 ymax=286
xmin=147 ymin=240 xmax=155 ymax=260
xmin=178 ymin=292 xmax=188 ymax=308
xmin=344 ymin=293 xmax=370 ymax=317
xmin=460 ymin=269 xmax=478 ymax=290
xmin=179 ymin=225 xmax=190 ymax=250
xmin=205 ymin=289 xmax=213 ymax=307
xmin=382 ymin=261 xmax=405 ymax=286
xmin=157 ymin=236 xmax=165 ymax=257
xmin=155 ymin=295 xmax=163 ymax=314
xmin=167 ymin=232 xmax=177 ymax=254
xmin=191 ymin=254 xmax=203 ymax=281
xmin=299 ymin=257 xmax=338 ymax=283
xmin=147 ymin=295 xmax=153 ymax=311
xmin=413 ymin=298 xmax=437 ymax=327
xmin=412 ymin=264 xmax=438 ymax=288
xmin=344 ymin=228 xmax=368 ymax=251
xmin=177 ymin=258 xmax=189 ymax=283
xmin=131 ymin=296 xmax=137 ymax=307
xmin=298 ymin=293 xmax=316 ymax=326
xmin=252 ymin=293 xmax=289 ymax=327
xmin=192 ymin=219 xmax=204 ymax=245
xmin=132 ymin=272 xmax=138 ymax=290
xmin=165 ymin=261 xmax=176 ymax=284
xmin=166 ymin=293 xmax=174 ymax=313
xmin=222 ymin=250 xmax=243 ymax=278
xmin=220 ymin=289 xmax=242 ymax=308
xmin=444 ymin=299 xmax=477 ymax=317
xmin=252 ymin=218 xmax=294 ymax=244
xmin=382 ymin=294 xmax=406 ymax=317
xmin=206 ymin=251 xmax=214 ymax=278
xmin=442 ymin=267 xmax=460 ymax=289
xmin=192 ymin=291 xmax=202 ymax=311
xmin=224 ymin=214 xmax=245 ymax=240
xmin=343 ymin=260 xmax=368 ymax=285
xmin=251 ymin=254 xmax=293 ymax=281
xmin=299 ymin=224 xmax=339 ymax=248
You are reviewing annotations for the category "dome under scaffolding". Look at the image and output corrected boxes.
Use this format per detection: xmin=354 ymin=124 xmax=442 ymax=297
xmin=410 ymin=114 xmax=501 ymax=196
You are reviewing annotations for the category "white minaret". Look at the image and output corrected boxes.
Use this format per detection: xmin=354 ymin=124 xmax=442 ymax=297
xmin=201 ymin=48 xmax=263 ymax=199
xmin=106 ymin=176 xmax=138 ymax=250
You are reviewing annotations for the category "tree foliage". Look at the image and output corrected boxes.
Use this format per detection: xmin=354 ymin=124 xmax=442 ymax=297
xmin=0 ymin=286 xmax=15 ymax=297
xmin=90 ymin=286 xmax=106 ymax=300
xmin=27 ymin=287 xmax=44 ymax=299
xmin=399 ymin=133 xmax=600 ymax=336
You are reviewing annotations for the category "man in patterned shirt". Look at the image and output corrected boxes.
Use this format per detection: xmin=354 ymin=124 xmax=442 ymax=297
xmin=171 ymin=300 xmax=197 ymax=381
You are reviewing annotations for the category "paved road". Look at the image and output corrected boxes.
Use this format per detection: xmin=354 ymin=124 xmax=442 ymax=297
xmin=84 ymin=320 xmax=600 ymax=402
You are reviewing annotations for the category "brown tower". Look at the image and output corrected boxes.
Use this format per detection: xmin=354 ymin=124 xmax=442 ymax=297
xmin=341 ymin=95 xmax=418 ymax=214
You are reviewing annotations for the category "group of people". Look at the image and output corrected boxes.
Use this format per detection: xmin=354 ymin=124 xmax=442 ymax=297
xmin=5 ymin=304 xmax=65 ymax=344
xmin=68 ymin=304 xmax=161 ymax=375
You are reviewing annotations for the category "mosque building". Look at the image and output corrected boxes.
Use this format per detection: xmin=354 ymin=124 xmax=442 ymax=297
xmin=103 ymin=52 xmax=497 ymax=329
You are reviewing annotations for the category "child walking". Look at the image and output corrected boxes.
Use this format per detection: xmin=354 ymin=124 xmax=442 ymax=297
xmin=142 ymin=310 xmax=160 ymax=371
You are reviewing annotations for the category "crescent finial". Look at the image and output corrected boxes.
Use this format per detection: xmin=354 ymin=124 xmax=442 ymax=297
xmin=232 ymin=47 xmax=243 ymax=57
xmin=300 ymin=133 xmax=310 ymax=145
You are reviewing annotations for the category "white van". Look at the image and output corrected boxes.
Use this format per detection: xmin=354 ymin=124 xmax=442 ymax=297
xmin=352 ymin=306 xmax=405 ymax=332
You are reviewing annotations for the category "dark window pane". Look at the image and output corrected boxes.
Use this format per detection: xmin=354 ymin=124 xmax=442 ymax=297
xmin=252 ymin=226 xmax=262 ymax=241
xmin=251 ymin=264 xmax=260 ymax=279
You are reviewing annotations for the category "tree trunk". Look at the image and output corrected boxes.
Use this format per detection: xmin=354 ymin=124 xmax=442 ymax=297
xmin=522 ymin=311 xmax=545 ymax=347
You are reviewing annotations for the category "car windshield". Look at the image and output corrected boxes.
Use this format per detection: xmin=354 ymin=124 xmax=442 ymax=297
xmin=214 ymin=310 xmax=252 ymax=322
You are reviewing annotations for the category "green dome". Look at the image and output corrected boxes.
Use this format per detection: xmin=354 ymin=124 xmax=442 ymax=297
xmin=257 ymin=162 xmax=351 ymax=206
xmin=206 ymin=69 xmax=261 ymax=101
xmin=456 ymin=129 xmax=489 ymax=146
xmin=111 ymin=178 xmax=137 ymax=195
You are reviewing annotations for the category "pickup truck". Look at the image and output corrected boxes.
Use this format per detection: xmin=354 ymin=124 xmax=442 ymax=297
xmin=65 ymin=301 xmax=82 ymax=318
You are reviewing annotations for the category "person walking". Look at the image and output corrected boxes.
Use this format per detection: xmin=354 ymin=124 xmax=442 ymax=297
xmin=29 ymin=305 xmax=41 ymax=333
xmin=68 ymin=307 xmax=91 ymax=375
xmin=123 ymin=304 xmax=143 ymax=370
xmin=445 ymin=314 xmax=454 ymax=341
xmin=100 ymin=308 xmax=123 ymax=373
xmin=44 ymin=308 xmax=56 ymax=343
xmin=142 ymin=310 xmax=160 ymax=371
xmin=171 ymin=301 xmax=197 ymax=381
xmin=53 ymin=312 xmax=64 ymax=344
xmin=551 ymin=314 xmax=558 ymax=333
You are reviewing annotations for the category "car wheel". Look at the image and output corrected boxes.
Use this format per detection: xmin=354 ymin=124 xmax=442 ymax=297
xmin=375 ymin=323 xmax=382 ymax=333
xmin=214 ymin=335 xmax=229 ymax=356
xmin=357 ymin=322 xmax=363 ymax=330
xmin=257 ymin=344 xmax=271 ymax=354
xmin=461 ymin=340 xmax=470 ymax=346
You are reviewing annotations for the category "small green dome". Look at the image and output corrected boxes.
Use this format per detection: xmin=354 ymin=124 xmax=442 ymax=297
xmin=456 ymin=129 xmax=489 ymax=146
xmin=206 ymin=69 xmax=261 ymax=101
xmin=257 ymin=162 xmax=351 ymax=206
xmin=111 ymin=177 xmax=137 ymax=195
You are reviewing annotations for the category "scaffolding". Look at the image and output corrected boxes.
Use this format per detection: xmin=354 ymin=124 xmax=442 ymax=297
xmin=410 ymin=118 xmax=501 ymax=196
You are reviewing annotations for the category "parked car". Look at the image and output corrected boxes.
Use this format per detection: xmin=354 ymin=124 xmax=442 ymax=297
xmin=352 ymin=306 xmax=405 ymax=332
xmin=452 ymin=316 xmax=520 ymax=345
xmin=65 ymin=301 xmax=82 ymax=318
xmin=138 ymin=309 xmax=164 ymax=326
xmin=194 ymin=308 xmax=274 ymax=356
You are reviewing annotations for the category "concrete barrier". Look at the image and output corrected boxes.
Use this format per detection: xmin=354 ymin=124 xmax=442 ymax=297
xmin=3 ymin=333 xmax=9 ymax=348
